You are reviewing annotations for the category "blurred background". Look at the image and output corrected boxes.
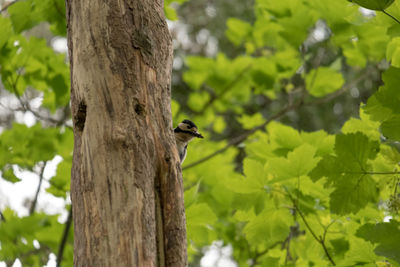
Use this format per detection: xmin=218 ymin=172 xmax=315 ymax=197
xmin=0 ymin=0 xmax=398 ymax=266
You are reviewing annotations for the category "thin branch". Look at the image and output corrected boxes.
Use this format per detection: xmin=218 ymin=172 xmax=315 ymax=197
xmin=0 ymin=0 xmax=18 ymax=13
xmin=3 ymin=46 xmax=71 ymax=127
xmin=3 ymin=76 xmax=71 ymax=127
xmin=183 ymin=96 xmax=304 ymax=170
xmin=250 ymin=241 xmax=282 ymax=266
xmin=363 ymin=171 xmax=400 ymax=175
xmin=200 ymin=64 xmax=252 ymax=112
xmin=29 ymin=161 xmax=47 ymax=215
xmin=56 ymin=206 xmax=73 ymax=267
xmin=183 ymin=70 xmax=371 ymax=170
xmin=334 ymin=171 xmax=400 ymax=175
xmin=304 ymin=70 xmax=370 ymax=106
xmin=382 ymin=10 xmax=400 ymax=25
xmin=286 ymin=192 xmax=336 ymax=266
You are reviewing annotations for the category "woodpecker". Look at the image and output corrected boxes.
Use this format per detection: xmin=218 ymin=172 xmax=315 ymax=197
xmin=174 ymin=119 xmax=203 ymax=164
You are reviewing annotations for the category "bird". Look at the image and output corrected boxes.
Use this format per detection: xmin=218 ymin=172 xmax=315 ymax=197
xmin=174 ymin=119 xmax=203 ymax=164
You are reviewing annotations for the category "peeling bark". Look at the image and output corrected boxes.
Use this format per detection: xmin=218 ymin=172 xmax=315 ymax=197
xmin=66 ymin=0 xmax=187 ymax=266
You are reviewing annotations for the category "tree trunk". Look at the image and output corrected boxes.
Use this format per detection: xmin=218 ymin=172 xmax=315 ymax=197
xmin=66 ymin=0 xmax=187 ymax=266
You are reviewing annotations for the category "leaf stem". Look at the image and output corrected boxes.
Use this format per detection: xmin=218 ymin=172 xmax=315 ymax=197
xmin=382 ymin=10 xmax=400 ymax=25
xmin=346 ymin=171 xmax=400 ymax=175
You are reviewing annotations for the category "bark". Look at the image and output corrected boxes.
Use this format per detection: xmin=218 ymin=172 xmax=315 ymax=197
xmin=66 ymin=0 xmax=187 ymax=266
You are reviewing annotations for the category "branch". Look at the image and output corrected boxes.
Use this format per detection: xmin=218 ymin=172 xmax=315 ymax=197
xmin=3 ymin=74 xmax=71 ymax=127
xmin=330 ymin=171 xmax=400 ymax=175
xmin=382 ymin=10 xmax=400 ymax=25
xmin=29 ymin=161 xmax=47 ymax=215
xmin=183 ymin=70 xmax=371 ymax=170
xmin=250 ymin=241 xmax=282 ymax=266
xmin=56 ymin=206 xmax=73 ymax=267
xmin=286 ymin=192 xmax=336 ymax=266
xmin=304 ymin=70 xmax=370 ymax=106
xmin=183 ymin=99 xmax=303 ymax=170
xmin=360 ymin=171 xmax=400 ymax=175
xmin=0 ymin=0 xmax=18 ymax=13
xmin=200 ymin=64 xmax=252 ymax=112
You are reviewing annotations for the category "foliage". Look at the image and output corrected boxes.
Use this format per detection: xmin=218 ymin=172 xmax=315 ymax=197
xmin=1 ymin=0 xmax=400 ymax=267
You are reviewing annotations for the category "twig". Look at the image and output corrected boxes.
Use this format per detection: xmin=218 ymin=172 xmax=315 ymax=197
xmin=382 ymin=10 xmax=400 ymax=25
xmin=183 ymin=99 xmax=303 ymax=170
xmin=286 ymin=192 xmax=336 ymax=266
xmin=348 ymin=171 xmax=400 ymax=175
xmin=250 ymin=241 xmax=282 ymax=266
xmin=304 ymin=70 xmax=370 ymax=106
xmin=56 ymin=206 xmax=73 ymax=267
xmin=182 ymin=70 xmax=370 ymax=170
xmin=3 ymin=69 xmax=71 ymax=127
xmin=29 ymin=161 xmax=47 ymax=215
xmin=0 ymin=0 xmax=18 ymax=13
xmin=200 ymin=64 xmax=252 ymax=112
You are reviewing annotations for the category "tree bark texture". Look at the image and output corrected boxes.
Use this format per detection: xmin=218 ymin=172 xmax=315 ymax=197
xmin=66 ymin=0 xmax=187 ymax=266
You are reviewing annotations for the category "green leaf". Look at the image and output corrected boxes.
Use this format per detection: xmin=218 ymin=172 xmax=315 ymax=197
xmin=32 ymin=0 xmax=67 ymax=36
xmin=164 ymin=5 xmax=178 ymax=20
xmin=365 ymin=67 xmax=400 ymax=121
xmin=300 ymin=130 xmax=335 ymax=156
xmin=186 ymin=203 xmax=217 ymax=226
xmin=341 ymin=237 xmax=380 ymax=266
xmin=225 ymin=159 xmax=267 ymax=193
xmin=0 ymin=17 xmax=13 ymax=49
xmin=342 ymin=109 xmax=381 ymax=141
xmin=381 ymin=115 xmax=400 ymax=140
xmin=8 ymin=0 xmax=38 ymax=33
xmin=184 ymin=182 xmax=200 ymax=208
xmin=0 ymin=210 xmax=61 ymax=261
xmin=243 ymin=208 xmax=293 ymax=246
xmin=183 ymin=57 xmax=215 ymax=89
xmin=310 ymin=132 xmax=380 ymax=214
xmin=356 ymin=220 xmax=400 ymax=264
xmin=329 ymin=238 xmax=350 ymax=257
xmin=238 ymin=113 xmax=265 ymax=130
xmin=343 ymin=44 xmax=368 ymax=67
xmin=350 ymin=0 xmax=395 ymax=11
xmin=387 ymin=37 xmax=400 ymax=68
xmin=335 ymin=132 xmax=379 ymax=163
xmin=266 ymin=144 xmax=320 ymax=183
xmin=0 ymin=123 xmax=62 ymax=168
xmin=306 ymin=67 xmax=344 ymax=97
xmin=330 ymin=174 xmax=378 ymax=214
xmin=226 ymin=18 xmax=252 ymax=46
xmin=186 ymin=203 xmax=217 ymax=245
xmin=1 ymin=167 xmax=20 ymax=183
xmin=46 ymin=158 xmax=71 ymax=198
xmin=267 ymin=121 xmax=303 ymax=152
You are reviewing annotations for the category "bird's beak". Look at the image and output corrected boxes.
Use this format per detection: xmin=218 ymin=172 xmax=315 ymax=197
xmin=194 ymin=132 xmax=204 ymax=138
xmin=191 ymin=127 xmax=203 ymax=138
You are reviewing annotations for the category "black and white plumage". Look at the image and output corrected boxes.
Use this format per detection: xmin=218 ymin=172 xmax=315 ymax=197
xmin=174 ymin=119 xmax=203 ymax=164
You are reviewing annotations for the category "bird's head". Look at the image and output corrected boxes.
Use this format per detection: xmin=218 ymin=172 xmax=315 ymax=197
xmin=174 ymin=119 xmax=203 ymax=142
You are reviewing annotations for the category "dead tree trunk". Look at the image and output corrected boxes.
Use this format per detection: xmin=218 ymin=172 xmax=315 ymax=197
xmin=66 ymin=0 xmax=187 ymax=266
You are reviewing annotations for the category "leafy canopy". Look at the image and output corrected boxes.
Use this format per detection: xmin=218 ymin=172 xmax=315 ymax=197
xmin=1 ymin=0 xmax=400 ymax=266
